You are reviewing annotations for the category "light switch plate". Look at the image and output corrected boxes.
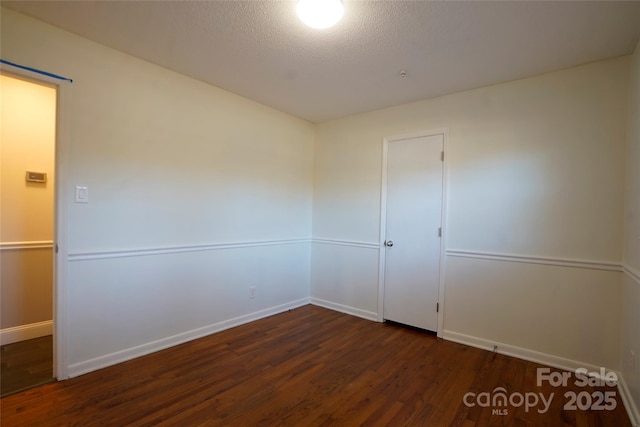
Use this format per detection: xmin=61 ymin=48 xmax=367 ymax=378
xmin=75 ymin=186 xmax=89 ymax=203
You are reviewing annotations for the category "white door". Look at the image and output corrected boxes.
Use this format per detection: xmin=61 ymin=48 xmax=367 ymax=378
xmin=383 ymin=134 xmax=444 ymax=331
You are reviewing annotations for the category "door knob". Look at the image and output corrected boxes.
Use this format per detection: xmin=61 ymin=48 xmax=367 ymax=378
xmin=385 ymin=240 xmax=394 ymax=247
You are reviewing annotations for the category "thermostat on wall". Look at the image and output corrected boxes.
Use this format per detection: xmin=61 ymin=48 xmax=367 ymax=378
xmin=26 ymin=171 xmax=47 ymax=183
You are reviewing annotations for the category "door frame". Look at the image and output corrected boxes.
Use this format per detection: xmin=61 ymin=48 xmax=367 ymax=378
xmin=1 ymin=63 xmax=71 ymax=379
xmin=378 ymin=129 xmax=449 ymax=337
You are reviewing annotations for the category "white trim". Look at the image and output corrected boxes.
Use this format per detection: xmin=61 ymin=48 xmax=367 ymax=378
xmin=618 ymin=374 xmax=640 ymax=427
xmin=377 ymin=135 xmax=389 ymax=323
xmin=443 ymin=330 xmax=639 ymax=426
xmin=68 ymin=239 xmax=310 ymax=262
xmin=379 ymin=128 xmax=450 ymax=143
xmin=446 ymin=249 xmax=622 ymax=272
xmin=0 ymin=241 xmax=54 ymax=250
xmin=437 ymin=129 xmax=450 ymax=338
xmin=310 ymin=298 xmax=378 ymax=322
xmin=623 ymin=264 xmax=640 ymax=284
xmin=378 ymin=129 xmax=449 ymax=337
xmin=443 ymin=330 xmax=610 ymax=377
xmin=0 ymin=321 xmax=53 ymax=345
xmin=312 ymin=238 xmax=379 ymax=249
xmin=0 ymin=69 xmax=70 ymax=380
xmin=67 ymin=298 xmax=310 ymax=378
xmin=54 ymin=75 xmax=70 ymax=380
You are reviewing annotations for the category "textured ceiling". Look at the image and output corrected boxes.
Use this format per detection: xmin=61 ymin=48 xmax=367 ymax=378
xmin=3 ymin=1 xmax=640 ymax=123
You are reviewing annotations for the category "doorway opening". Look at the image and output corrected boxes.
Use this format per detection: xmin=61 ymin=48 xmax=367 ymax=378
xmin=0 ymin=73 xmax=57 ymax=396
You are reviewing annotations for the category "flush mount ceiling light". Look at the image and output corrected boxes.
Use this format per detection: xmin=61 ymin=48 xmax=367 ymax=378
xmin=297 ymin=0 xmax=344 ymax=29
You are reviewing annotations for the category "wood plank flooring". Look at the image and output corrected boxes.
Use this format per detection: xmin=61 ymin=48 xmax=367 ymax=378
xmin=0 ymin=305 xmax=632 ymax=426
xmin=1 ymin=335 xmax=53 ymax=398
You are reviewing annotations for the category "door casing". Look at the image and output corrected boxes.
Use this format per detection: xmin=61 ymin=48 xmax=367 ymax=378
xmin=1 ymin=63 xmax=70 ymax=380
xmin=378 ymin=129 xmax=449 ymax=337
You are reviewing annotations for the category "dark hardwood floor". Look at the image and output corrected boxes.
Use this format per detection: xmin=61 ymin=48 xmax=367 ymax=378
xmin=1 ymin=335 xmax=53 ymax=398
xmin=0 ymin=305 xmax=632 ymax=426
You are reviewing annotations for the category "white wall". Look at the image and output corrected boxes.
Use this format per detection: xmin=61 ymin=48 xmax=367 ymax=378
xmin=312 ymin=57 xmax=629 ymax=370
xmin=0 ymin=74 xmax=56 ymax=342
xmin=1 ymin=8 xmax=315 ymax=375
xmin=621 ymin=41 xmax=640 ymax=424
xmin=2 ymin=8 xmax=635 ymax=401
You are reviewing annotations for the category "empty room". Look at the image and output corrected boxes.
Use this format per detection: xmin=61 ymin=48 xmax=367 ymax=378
xmin=1 ymin=1 xmax=639 ymax=426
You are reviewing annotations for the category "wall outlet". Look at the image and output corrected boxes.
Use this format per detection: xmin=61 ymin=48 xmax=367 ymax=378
xmin=249 ymin=286 xmax=256 ymax=299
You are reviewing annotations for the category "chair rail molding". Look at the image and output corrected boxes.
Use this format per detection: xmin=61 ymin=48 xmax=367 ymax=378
xmin=312 ymin=238 xmax=380 ymax=249
xmin=622 ymin=264 xmax=640 ymax=284
xmin=447 ymin=249 xmax=622 ymax=272
xmin=0 ymin=241 xmax=54 ymax=251
xmin=68 ymin=239 xmax=311 ymax=262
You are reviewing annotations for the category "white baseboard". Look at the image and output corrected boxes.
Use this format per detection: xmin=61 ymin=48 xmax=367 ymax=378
xmin=0 ymin=320 xmax=53 ymax=345
xmin=443 ymin=330 xmax=610 ymax=376
xmin=310 ymin=297 xmax=378 ymax=322
xmin=443 ymin=330 xmax=638 ymax=426
xmin=68 ymin=298 xmax=310 ymax=378
xmin=618 ymin=374 xmax=640 ymax=427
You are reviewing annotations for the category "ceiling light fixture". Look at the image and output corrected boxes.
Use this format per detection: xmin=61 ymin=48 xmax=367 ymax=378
xmin=297 ymin=0 xmax=344 ymax=29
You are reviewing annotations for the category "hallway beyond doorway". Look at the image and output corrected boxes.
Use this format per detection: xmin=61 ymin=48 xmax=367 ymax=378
xmin=0 ymin=335 xmax=53 ymax=397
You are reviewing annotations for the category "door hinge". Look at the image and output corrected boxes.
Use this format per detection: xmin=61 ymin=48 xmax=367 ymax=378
xmin=55 ymin=244 xmax=59 ymax=254
xmin=441 ymin=151 xmax=444 ymax=161
xmin=437 ymin=302 xmax=439 ymax=313
xmin=438 ymin=227 xmax=442 ymax=237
